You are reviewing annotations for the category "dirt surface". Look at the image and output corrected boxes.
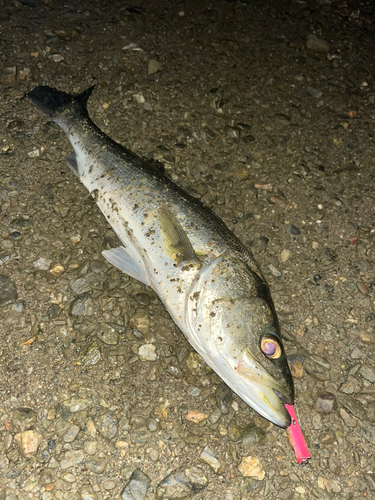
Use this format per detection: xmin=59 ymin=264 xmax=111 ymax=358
xmin=1 ymin=0 xmax=375 ymax=498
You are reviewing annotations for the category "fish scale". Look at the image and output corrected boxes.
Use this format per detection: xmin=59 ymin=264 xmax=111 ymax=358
xmin=27 ymin=84 xmax=310 ymax=462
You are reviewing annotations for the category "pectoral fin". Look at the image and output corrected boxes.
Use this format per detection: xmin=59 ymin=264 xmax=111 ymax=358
xmin=159 ymin=206 xmax=197 ymax=266
xmin=102 ymin=246 xmax=150 ymax=287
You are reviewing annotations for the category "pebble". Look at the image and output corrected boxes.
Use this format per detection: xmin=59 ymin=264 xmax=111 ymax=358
xmin=85 ymin=457 xmax=107 ymax=474
xmin=357 ymin=282 xmax=369 ymax=294
xmin=130 ymin=426 xmax=151 ymax=444
xmin=307 ymin=87 xmax=323 ymax=99
xmin=186 ymin=352 xmax=205 ymax=375
xmin=185 ymin=410 xmax=208 ymax=424
xmin=14 ymin=430 xmax=42 ymax=457
xmin=241 ymin=424 xmax=266 ymax=445
xmin=279 ymin=249 xmax=291 ymax=263
xmin=359 ymin=364 xmax=375 ymax=383
xmin=287 ymin=224 xmax=300 ymax=235
xmin=70 ymin=272 xmax=100 ymax=294
xmin=121 ymin=468 xmax=151 ymax=500
xmin=148 ymin=59 xmax=162 ymax=75
xmin=83 ymin=341 xmax=101 ymax=365
xmin=98 ymin=323 xmax=119 ymax=345
xmin=238 ymin=456 xmax=265 ymax=480
xmin=361 ymin=424 xmax=375 ymax=445
xmin=306 ymin=34 xmax=330 ymax=53
xmin=337 ymin=394 xmax=366 ymax=420
xmin=303 ymin=354 xmax=331 ymax=381
xmin=315 ymin=393 xmax=337 ymax=414
xmin=11 ymin=407 xmax=37 ymax=431
xmin=79 ymin=486 xmax=98 ymax=500
xmin=0 ymin=274 xmax=18 ymax=307
xmin=69 ymin=293 xmax=94 ymax=317
xmin=139 ymin=344 xmax=157 ymax=361
xmin=60 ymin=449 xmax=85 ymax=469
xmin=268 ymin=264 xmax=281 ymax=277
xmin=33 ymin=257 xmax=52 ymax=270
xmin=199 ymin=446 xmax=222 ymax=473
xmin=64 ymin=397 xmax=93 ymax=413
xmin=156 ymin=466 xmax=208 ymax=499
xmin=84 ymin=440 xmax=97 ymax=455
xmin=215 ymin=382 xmax=232 ymax=414
xmin=129 ymin=311 xmax=149 ymax=334
xmin=98 ymin=413 xmax=118 ymax=440
xmin=63 ymin=424 xmax=80 ymax=442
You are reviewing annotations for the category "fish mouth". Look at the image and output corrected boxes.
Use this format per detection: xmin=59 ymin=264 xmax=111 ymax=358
xmin=234 ymin=349 xmax=294 ymax=428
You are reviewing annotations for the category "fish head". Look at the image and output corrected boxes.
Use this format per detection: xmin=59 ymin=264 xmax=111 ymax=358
xmin=207 ymin=295 xmax=295 ymax=428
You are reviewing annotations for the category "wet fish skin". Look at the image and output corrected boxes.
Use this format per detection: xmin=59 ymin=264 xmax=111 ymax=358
xmin=27 ymin=85 xmax=294 ymax=428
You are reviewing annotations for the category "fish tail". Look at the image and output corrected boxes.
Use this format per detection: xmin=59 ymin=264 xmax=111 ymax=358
xmin=26 ymin=85 xmax=95 ymax=119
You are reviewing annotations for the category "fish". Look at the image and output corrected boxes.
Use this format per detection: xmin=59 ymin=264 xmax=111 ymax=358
xmin=26 ymin=85 xmax=310 ymax=462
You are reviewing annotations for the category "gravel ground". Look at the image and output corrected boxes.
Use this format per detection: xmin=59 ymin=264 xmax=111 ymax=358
xmin=1 ymin=0 xmax=375 ymax=499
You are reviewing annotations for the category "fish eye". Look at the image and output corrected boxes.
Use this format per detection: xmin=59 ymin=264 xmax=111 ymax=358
xmin=260 ymin=335 xmax=282 ymax=359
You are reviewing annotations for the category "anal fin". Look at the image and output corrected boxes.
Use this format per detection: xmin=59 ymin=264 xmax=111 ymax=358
xmin=102 ymin=246 xmax=150 ymax=287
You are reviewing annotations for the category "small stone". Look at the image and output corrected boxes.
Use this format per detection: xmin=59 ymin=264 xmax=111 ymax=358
xmin=85 ymin=457 xmax=107 ymax=474
xmin=303 ymin=354 xmax=331 ymax=381
xmin=87 ymin=419 xmax=97 ymax=438
xmin=238 ymin=456 xmax=265 ymax=480
xmin=11 ymin=407 xmax=37 ymax=431
xmin=130 ymin=426 xmax=151 ymax=444
xmin=185 ymin=410 xmax=208 ymax=424
xmin=215 ymin=383 xmax=232 ymax=414
xmin=49 ymin=262 xmax=64 ymax=276
xmin=33 ymin=257 xmax=52 ymax=270
xmin=70 ymin=273 xmax=100 ymax=294
xmin=156 ymin=466 xmax=208 ymax=499
xmin=121 ymin=468 xmax=151 ymax=500
xmin=315 ymin=393 xmax=337 ymax=414
xmin=79 ymin=485 xmax=98 ymax=500
xmin=63 ymin=424 xmax=80 ymax=443
xmin=69 ymin=293 xmax=94 ymax=317
xmin=148 ymin=59 xmax=162 ymax=75
xmin=129 ymin=311 xmax=149 ymax=334
xmin=64 ymin=397 xmax=93 ymax=413
xmin=84 ymin=440 xmax=97 ymax=455
xmin=268 ymin=264 xmax=281 ymax=277
xmin=361 ymin=424 xmax=375 ymax=445
xmin=186 ymin=352 xmax=205 ymax=375
xmin=357 ymin=282 xmax=369 ymax=294
xmin=60 ymin=449 xmax=85 ymax=469
xmin=306 ymin=34 xmax=330 ymax=53
xmin=287 ymin=224 xmax=300 ymax=235
xmin=312 ymin=240 xmax=319 ymax=250
xmin=1 ymin=66 xmax=16 ymax=82
xmin=139 ymin=344 xmax=157 ymax=361
xmin=133 ymin=93 xmax=145 ymax=104
xmin=200 ymin=446 xmax=222 ymax=473
xmin=360 ymin=331 xmax=375 ymax=344
xmin=279 ymin=249 xmax=291 ymax=263
xmin=228 ymin=422 xmax=243 ymax=442
xmin=290 ymin=360 xmax=304 ymax=378
xmin=338 ymin=394 xmax=366 ymax=420
xmin=0 ymin=275 xmax=18 ymax=307
xmin=98 ymin=323 xmax=119 ymax=345
xmin=52 ymin=53 xmax=64 ymax=62
xmin=14 ymin=430 xmax=42 ymax=457
xmin=359 ymin=364 xmax=375 ymax=383
xmin=241 ymin=424 xmax=266 ymax=445
xmin=83 ymin=341 xmax=101 ymax=365
xmin=98 ymin=413 xmax=118 ymax=440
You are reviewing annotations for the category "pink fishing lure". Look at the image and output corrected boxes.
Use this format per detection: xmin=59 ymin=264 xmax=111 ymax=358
xmin=285 ymin=404 xmax=311 ymax=464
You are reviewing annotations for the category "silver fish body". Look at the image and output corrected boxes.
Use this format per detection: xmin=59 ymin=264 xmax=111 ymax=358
xmin=27 ymin=85 xmax=294 ymax=427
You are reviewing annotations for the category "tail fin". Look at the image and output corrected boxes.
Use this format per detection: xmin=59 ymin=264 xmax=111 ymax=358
xmin=26 ymin=85 xmax=95 ymax=119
